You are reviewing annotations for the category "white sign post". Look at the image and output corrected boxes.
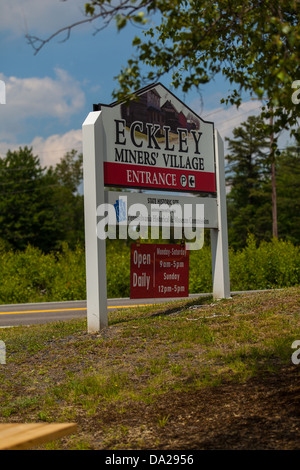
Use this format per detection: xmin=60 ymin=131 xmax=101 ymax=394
xmin=82 ymin=83 xmax=230 ymax=332
xmin=211 ymin=130 xmax=230 ymax=299
xmin=82 ymin=111 xmax=108 ymax=333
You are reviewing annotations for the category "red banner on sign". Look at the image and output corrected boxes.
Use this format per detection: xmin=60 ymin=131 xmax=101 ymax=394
xmin=130 ymin=243 xmax=189 ymax=299
xmin=104 ymin=162 xmax=216 ymax=193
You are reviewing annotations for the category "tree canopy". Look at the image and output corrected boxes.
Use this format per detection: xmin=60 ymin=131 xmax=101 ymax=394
xmin=225 ymin=115 xmax=300 ymax=247
xmin=275 ymin=137 xmax=300 ymax=244
xmin=27 ymin=0 xmax=300 ymax=141
xmin=225 ymin=115 xmax=272 ymax=247
xmin=0 ymin=147 xmax=84 ymax=252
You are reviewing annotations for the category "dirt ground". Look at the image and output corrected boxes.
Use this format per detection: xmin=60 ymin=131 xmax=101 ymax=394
xmin=74 ymin=364 xmax=300 ymax=450
xmin=2 ymin=289 xmax=300 ymax=450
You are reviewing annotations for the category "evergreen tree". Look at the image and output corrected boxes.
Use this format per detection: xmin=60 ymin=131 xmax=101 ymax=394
xmin=276 ymin=136 xmax=300 ymax=244
xmin=0 ymin=147 xmax=84 ymax=252
xmin=49 ymin=150 xmax=84 ymax=249
xmin=225 ymin=115 xmax=271 ymax=248
xmin=0 ymin=147 xmax=52 ymax=251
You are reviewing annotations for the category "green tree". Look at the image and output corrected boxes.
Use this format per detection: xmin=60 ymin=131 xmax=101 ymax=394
xmin=0 ymin=147 xmax=84 ymax=252
xmin=276 ymin=138 xmax=300 ymax=244
xmin=54 ymin=149 xmax=83 ymax=193
xmin=226 ymin=119 xmax=300 ymax=248
xmin=225 ymin=115 xmax=272 ymax=248
xmin=48 ymin=150 xmax=84 ymax=249
xmin=0 ymin=147 xmax=57 ymax=251
xmin=27 ymin=0 xmax=300 ymax=141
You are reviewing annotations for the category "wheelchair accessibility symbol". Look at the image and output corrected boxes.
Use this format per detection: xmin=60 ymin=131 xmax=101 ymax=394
xmin=188 ymin=175 xmax=195 ymax=188
xmin=180 ymin=174 xmax=195 ymax=189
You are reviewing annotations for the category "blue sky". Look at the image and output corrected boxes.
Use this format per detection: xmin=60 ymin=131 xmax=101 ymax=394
xmin=0 ymin=0 xmax=295 ymax=168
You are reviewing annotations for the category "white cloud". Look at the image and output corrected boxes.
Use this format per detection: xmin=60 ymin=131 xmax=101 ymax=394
xmin=0 ymin=68 xmax=85 ymax=121
xmin=197 ymin=100 xmax=294 ymax=154
xmin=197 ymin=100 xmax=263 ymax=141
xmin=0 ymin=67 xmax=85 ymax=166
xmin=0 ymin=0 xmax=87 ymax=37
xmin=188 ymin=97 xmax=296 ymax=158
xmin=0 ymin=128 xmax=82 ymax=167
xmin=31 ymin=129 xmax=82 ymax=167
xmin=0 ymin=68 xmax=85 ymax=149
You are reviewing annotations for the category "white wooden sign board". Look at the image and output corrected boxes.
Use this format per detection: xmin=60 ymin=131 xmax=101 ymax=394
xmin=104 ymin=191 xmax=218 ymax=229
xmin=82 ymin=83 xmax=230 ymax=332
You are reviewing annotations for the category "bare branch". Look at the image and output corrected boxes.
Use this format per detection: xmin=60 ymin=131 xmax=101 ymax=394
xmin=25 ymin=0 xmax=152 ymax=54
xmin=26 ymin=14 xmax=106 ymax=55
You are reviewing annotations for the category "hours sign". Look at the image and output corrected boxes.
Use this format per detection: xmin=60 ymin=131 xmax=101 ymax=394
xmin=82 ymin=82 xmax=230 ymax=333
xmin=130 ymin=243 xmax=189 ymax=299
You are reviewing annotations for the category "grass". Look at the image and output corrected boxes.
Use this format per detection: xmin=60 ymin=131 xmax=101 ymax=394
xmin=0 ymin=287 xmax=299 ymax=449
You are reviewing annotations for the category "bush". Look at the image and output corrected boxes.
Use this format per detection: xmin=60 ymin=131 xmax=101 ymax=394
xmin=0 ymin=244 xmax=86 ymax=304
xmin=0 ymin=245 xmax=57 ymax=304
xmin=188 ymin=245 xmax=213 ymax=293
xmin=48 ymin=244 xmax=86 ymax=301
xmin=106 ymin=240 xmax=131 ymax=298
xmin=229 ymin=235 xmax=300 ymax=291
xmin=0 ymin=236 xmax=299 ymax=305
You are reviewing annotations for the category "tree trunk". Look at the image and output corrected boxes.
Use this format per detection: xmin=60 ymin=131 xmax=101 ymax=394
xmin=270 ymin=111 xmax=278 ymax=238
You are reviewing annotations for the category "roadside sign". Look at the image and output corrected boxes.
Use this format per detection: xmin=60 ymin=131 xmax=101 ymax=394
xmin=96 ymin=83 xmax=216 ymax=193
xmin=130 ymin=243 xmax=189 ymax=299
xmin=82 ymin=82 xmax=230 ymax=333
xmin=105 ymin=191 xmax=218 ymax=229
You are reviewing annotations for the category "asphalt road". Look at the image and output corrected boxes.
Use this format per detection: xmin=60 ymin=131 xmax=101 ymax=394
xmin=0 ymin=294 xmax=204 ymax=327
xmin=0 ymin=290 xmax=273 ymax=328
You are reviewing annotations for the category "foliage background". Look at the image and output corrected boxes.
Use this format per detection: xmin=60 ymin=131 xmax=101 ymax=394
xmin=0 ymin=236 xmax=299 ymax=304
xmin=0 ymin=123 xmax=299 ymax=304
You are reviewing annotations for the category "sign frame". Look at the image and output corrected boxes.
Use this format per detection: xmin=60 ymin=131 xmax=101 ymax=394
xmin=82 ymin=84 xmax=230 ymax=333
xmin=95 ymin=82 xmax=216 ymax=194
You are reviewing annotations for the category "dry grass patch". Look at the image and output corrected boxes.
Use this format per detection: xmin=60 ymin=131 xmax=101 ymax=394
xmin=0 ymin=287 xmax=299 ymax=449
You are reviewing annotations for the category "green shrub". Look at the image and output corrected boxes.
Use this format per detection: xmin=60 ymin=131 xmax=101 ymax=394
xmin=229 ymin=235 xmax=300 ymax=291
xmin=0 ymin=245 xmax=57 ymax=304
xmin=188 ymin=245 xmax=213 ymax=293
xmin=0 ymin=244 xmax=86 ymax=304
xmin=48 ymin=244 xmax=86 ymax=301
xmin=0 ymin=235 xmax=298 ymax=304
xmin=106 ymin=240 xmax=131 ymax=298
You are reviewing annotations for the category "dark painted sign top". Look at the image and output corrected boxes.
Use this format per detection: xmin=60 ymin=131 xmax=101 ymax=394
xmin=98 ymin=83 xmax=216 ymax=193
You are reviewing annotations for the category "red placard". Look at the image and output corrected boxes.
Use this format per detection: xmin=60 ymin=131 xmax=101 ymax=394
xmin=104 ymin=162 xmax=216 ymax=193
xmin=130 ymin=243 xmax=189 ymax=299
xmin=100 ymin=83 xmax=216 ymax=193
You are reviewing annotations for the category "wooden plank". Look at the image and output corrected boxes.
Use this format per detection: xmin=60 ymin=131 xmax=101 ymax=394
xmin=0 ymin=423 xmax=77 ymax=450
